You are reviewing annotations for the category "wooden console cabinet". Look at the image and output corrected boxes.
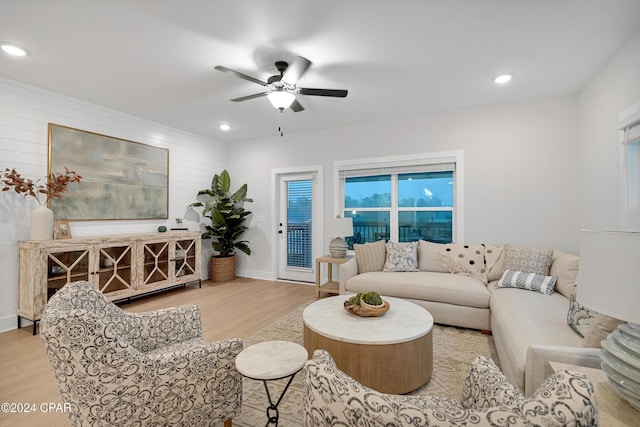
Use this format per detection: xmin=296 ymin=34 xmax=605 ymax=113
xmin=18 ymin=231 xmax=201 ymax=334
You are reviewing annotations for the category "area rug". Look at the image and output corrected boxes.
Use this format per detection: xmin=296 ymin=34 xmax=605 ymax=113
xmin=234 ymin=302 xmax=499 ymax=427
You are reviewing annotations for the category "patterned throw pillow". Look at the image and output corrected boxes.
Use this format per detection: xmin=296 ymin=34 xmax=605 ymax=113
xmin=567 ymin=284 xmax=599 ymax=337
xmin=503 ymin=244 xmax=553 ymax=276
xmin=496 ymin=269 xmax=557 ymax=295
xmin=435 ymin=243 xmax=488 ymax=283
xmin=383 ymin=241 xmax=419 ymax=272
xmin=353 ymin=240 xmax=386 ymax=273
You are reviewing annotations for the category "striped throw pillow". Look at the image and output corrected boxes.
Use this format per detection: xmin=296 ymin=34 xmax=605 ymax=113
xmin=496 ymin=269 xmax=557 ymax=295
xmin=353 ymin=240 xmax=386 ymax=273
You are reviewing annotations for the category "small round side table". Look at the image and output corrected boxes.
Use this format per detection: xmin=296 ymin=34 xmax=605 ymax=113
xmin=235 ymin=340 xmax=308 ymax=426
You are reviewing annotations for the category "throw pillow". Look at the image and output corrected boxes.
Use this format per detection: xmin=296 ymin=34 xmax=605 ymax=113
xmin=417 ymin=240 xmax=448 ymax=272
xmin=549 ymin=250 xmax=580 ymax=299
xmin=567 ymin=284 xmax=599 ymax=337
xmin=582 ymin=314 xmax=624 ymax=348
xmin=495 ymin=269 xmax=558 ymax=295
xmin=503 ymin=244 xmax=553 ymax=276
xmin=485 ymin=245 xmax=504 ymax=282
xmin=435 ymin=243 xmax=488 ymax=283
xmin=383 ymin=241 xmax=419 ymax=272
xmin=353 ymin=240 xmax=386 ymax=273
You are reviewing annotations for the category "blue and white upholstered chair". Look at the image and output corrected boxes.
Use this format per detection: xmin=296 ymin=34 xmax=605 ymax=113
xmin=40 ymin=280 xmax=243 ymax=427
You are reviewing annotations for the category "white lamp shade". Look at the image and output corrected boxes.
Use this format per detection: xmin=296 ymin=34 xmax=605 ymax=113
xmin=577 ymin=229 xmax=640 ymax=323
xmin=326 ymin=217 xmax=353 ymax=238
xmin=267 ymin=91 xmax=295 ymax=110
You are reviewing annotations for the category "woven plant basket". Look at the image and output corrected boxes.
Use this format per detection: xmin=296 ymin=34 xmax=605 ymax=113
xmin=210 ymin=255 xmax=236 ymax=282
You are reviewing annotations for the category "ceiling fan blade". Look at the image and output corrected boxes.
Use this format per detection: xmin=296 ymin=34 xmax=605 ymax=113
xmin=215 ymin=66 xmax=268 ymax=86
xmin=282 ymin=56 xmax=312 ymax=85
xmin=298 ymin=88 xmax=348 ymax=97
xmin=290 ymin=99 xmax=305 ymax=112
xmin=230 ymin=92 xmax=269 ymax=102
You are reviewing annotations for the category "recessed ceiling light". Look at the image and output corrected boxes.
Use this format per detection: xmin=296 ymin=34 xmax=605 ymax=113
xmin=219 ymin=123 xmax=231 ymax=131
xmin=1 ymin=44 xmax=28 ymax=56
xmin=494 ymin=74 xmax=512 ymax=84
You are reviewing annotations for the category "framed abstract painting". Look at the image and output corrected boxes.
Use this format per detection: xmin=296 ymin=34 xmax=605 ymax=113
xmin=48 ymin=123 xmax=169 ymax=220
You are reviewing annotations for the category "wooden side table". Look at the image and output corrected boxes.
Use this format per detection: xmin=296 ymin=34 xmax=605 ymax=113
xmin=315 ymin=255 xmax=352 ymax=297
xmin=548 ymin=362 xmax=640 ymax=426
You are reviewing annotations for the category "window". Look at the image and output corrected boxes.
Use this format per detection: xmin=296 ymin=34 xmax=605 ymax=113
xmin=335 ymin=151 xmax=463 ymax=248
xmin=286 ymin=179 xmax=313 ymax=268
xmin=620 ymin=101 xmax=640 ymax=230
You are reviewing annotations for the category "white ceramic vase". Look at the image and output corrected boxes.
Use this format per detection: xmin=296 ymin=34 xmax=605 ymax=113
xmin=30 ymin=205 xmax=54 ymax=240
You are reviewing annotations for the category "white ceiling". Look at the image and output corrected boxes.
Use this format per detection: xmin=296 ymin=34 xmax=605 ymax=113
xmin=1 ymin=0 xmax=640 ymax=142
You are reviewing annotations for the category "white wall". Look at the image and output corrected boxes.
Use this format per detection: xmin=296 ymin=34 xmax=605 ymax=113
xmin=0 ymin=78 xmax=225 ymax=332
xmin=578 ymin=32 xmax=640 ymax=230
xmin=226 ymin=94 xmax=580 ymax=280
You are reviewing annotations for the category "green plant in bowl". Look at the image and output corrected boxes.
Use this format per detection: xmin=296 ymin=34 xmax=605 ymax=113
xmin=362 ymin=292 xmax=383 ymax=306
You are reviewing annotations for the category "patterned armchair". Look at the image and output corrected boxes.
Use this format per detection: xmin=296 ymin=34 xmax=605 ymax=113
xmin=40 ymin=281 xmax=243 ymax=427
xmin=303 ymin=350 xmax=598 ymax=426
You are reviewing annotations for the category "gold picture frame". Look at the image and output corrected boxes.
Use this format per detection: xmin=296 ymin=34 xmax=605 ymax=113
xmin=54 ymin=220 xmax=72 ymax=239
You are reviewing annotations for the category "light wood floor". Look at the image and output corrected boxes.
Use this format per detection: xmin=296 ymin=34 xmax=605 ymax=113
xmin=0 ymin=278 xmax=316 ymax=427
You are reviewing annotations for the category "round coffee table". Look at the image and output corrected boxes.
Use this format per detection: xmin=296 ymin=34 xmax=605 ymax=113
xmin=303 ymin=295 xmax=433 ymax=394
xmin=235 ymin=340 xmax=308 ymax=426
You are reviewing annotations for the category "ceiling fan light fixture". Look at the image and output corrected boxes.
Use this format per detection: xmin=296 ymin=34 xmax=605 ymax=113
xmin=267 ymin=91 xmax=295 ymax=110
xmin=494 ymin=73 xmax=512 ymax=84
xmin=1 ymin=43 xmax=28 ymax=56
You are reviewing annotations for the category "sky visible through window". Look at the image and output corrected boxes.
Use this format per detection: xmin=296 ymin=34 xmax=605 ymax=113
xmin=345 ymin=172 xmax=453 ymax=208
xmin=343 ymin=171 xmax=454 ymax=245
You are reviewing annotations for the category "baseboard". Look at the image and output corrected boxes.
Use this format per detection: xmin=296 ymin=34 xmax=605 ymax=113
xmin=0 ymin=314 xmax=27 ymax=333
xmin=275 ymin=279 xmax=315 ymax=286
xmin=234 ymin=268 xmax=274 ymax=281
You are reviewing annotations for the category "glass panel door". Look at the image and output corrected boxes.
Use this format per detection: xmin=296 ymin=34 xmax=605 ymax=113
xmin=98 ymin=244 xmax=133 ymax=295
xmin=47 ymin=249 xmax=90 ymax=299
xmin=278 ymin=174 xmax=317 ymax=282
xmin=175 ymin=238 xmax=197 ymax=279
xmin=142 ymin=241 xmax=170 ymax=286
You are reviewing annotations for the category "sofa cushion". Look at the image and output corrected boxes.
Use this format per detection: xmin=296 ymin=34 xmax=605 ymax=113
xmin=503 ymin=244 xmax=553 ymax=275
xmin=354 ymin=240 xmax=386 ymax=273
xmin=489 ymin=285 xmax=583 ymax=391
xmin=567 ymin=285 xmax=598 ymax=337
xmin=496 ymin=269 xmax=557 ymax=295
xmin=582 ymin=314 xmax=624 ymax=348
xmin=418 ymin=240 xmax=448 ymax=272
xmin=549 ymin=250 xmax=579 ymax=298
xmin=383 ymin=241 xmax=419 ymax=272
xmin=346 ymin=271 xmax=490 ymax=308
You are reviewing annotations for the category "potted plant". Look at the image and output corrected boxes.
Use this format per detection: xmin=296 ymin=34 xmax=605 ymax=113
xmin=189 ymin=170 xmax=252 ymax=282
xmin=1 ymin=167 xmax=82 ymax=240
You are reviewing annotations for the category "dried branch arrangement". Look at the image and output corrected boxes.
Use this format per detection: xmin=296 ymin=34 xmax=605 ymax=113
xmin=1 ymin=167 xmax=82 ymax=205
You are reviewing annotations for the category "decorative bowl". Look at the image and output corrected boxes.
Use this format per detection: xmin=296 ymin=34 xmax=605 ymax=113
xmin=344 ymin=298 xmax=390 ymax=317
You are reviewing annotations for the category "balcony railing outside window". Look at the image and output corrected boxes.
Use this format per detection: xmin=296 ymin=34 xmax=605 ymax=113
xmin=287 ymin=222 xmax=312 ymax=268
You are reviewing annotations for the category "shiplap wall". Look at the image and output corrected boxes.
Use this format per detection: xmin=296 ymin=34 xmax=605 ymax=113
xmin=0 ymin=77 xmax=225 ymax=332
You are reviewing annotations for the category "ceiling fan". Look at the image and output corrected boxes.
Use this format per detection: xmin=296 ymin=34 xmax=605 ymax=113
xmin=215 ymin=56 xmax=348 ymax=112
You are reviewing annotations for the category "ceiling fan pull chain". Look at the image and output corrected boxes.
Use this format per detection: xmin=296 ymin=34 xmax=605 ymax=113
xmin=278 ymin=109 xmax=285 ymax=137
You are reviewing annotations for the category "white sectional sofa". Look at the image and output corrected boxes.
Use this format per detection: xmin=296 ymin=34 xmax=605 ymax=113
xmin=339 ymin=240 xmax=603 ymax=395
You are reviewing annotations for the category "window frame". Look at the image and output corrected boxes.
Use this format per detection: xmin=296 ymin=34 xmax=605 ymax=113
xmin=619 ymin=101 xmax=640 ymax=230
xmin=333 ymin=150 xmax=464 ymax=245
